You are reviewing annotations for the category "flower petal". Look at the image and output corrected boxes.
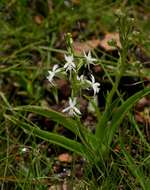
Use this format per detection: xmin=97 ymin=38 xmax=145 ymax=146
xmin=62 ymin=106 xmax=71 ymax=113
xmin=90 ymin=74 xmax=95 ymax=83
xmin=73 ymin=107 xmax=81 ymax=115
xmin=52 ymin=64 xmax=59 ymax=71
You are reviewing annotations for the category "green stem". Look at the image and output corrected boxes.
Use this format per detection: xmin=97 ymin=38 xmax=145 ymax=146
xmin=96 ymin=12 xmax=129 ymax=139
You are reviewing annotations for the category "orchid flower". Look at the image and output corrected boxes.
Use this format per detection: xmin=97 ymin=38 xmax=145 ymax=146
xmin=47 ymin=64 xmax=61 ymax=85
xmin=87 ymin=74 xmax=100 ymax=96
xmin=62 ymin=97 xmax=81 ymax=116
xmin=64 ymin=54 xmax=76 ymax=73
xmin=77 ymin=75 xmax=85 ymax=83
xmin=84 ymin=51 xmax=97 ymax=69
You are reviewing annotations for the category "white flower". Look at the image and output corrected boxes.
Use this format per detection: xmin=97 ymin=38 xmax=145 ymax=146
xmin=84 ymin=51 xmax=97 ymax=69
xmin=64 ymin=54 xmax=76 ymax=72
xmin=47 ymin=64 xmax=61 ymax=85
xmin=62 ymin=97 xmax=81 ymax=116
xmin=77 ymin=75 xmax=85 ymax=83
xmin=21 ymin=147 xmax=27 ymax=153
xmin=87 ymin=74 xmax=100 ymax=96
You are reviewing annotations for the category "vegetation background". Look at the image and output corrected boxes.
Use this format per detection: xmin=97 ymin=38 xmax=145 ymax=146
xmin=0 ymin=0 xmax=150 ymax=189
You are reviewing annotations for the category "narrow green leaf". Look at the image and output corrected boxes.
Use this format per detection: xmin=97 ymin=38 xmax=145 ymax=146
xmin=107 ymin=87 xmax=150 ymax=146
xmin=129 ymin=115 xmax=150 ymax=150
xmin=0 ymin=91 xmax=12 ymax=109
xmin=5 ymin=114 xmax=86 ymax=156
xmin=13 ymin=105 xmax=98 ymax=150
xmin=13 ymin=105 xmax=80 ymax=136
xmin=95 ymin=96 xmax=121 ymax=141
xmin=121 ymin=145 xmax=146 ymax=190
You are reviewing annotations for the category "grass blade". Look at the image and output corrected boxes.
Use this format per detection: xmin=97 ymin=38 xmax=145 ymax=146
xmin=121 ymin=145 xmax=146 ymax=190
xmin=107 ymin=87 xmax=150 ymax=146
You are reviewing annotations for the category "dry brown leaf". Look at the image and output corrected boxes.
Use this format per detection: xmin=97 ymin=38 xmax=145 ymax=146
xmin=136 ymin=97 xmax=150 ymax=110
xmin=48 ymin=180 xmax=70 ymax=190
xmin=48 ymin=184 xmax=62 ymax=190
xmin=73 ymin=33 xmax=121 ymax=55
xmin=71 ymin=0 xmax=80 ymax=5
xmin=55 ymin=79 xmax=71 ymax=99
xmin=58 ymin=153 xmax=72 ymax=163
xmin=135 ymin=111 xmax=144 ymax=123
xmin=135 ymin=108 xmax=150 ymax=125
xmin=34 ymin=15 xmax=44 ymax=25
xmin=73 ymin=39 xmax=100 ymax=55
xmin=100 ymin=32 xmax=121 ymax=51
xmin=114 ymin=144 xmax=120 ymax=153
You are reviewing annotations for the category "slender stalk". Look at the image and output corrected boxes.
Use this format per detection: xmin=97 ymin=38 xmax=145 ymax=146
xmin=96 ymin=11 xmax=131 ymax=139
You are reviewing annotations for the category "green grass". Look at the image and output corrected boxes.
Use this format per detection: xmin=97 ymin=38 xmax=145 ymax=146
xmin=0 ymin=0 xmax=150 ymax=189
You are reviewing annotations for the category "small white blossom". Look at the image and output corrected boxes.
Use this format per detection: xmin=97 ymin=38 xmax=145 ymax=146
xmin=64 ymin=54 xmax=76 ymax=72
xmin=21 ymin=147 xmax=27 ymax=152
xmin=20 ymin=147 xmax=29 ymax=154
xmin=77 ymin=75 xmax=85 ymax=83
xmin=62 ymin=97 xmax=81 ymax=116
xmin=47 ymin=64 xmax=61 ymax=85
xmin=84 ymin=51 xmax=97 ymax=69
xmin=87 ymin=74 xmax=100 ymax=96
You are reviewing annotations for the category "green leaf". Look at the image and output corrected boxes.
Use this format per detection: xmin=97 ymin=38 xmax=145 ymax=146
xmin=5 ymin=114 xmax=86 ymax=156
xmin=13 ymin=105 xmax=98 ymax=151
xmin=107 ymin=87 xmax=150 ymax=146
xmin=121 ymin=144 xmax=146 ymax=190
xmin=13 ymin=105 xmax=81 ymax=136
xmin=0 ymin=91 xmax=12 ymax=109
xmin=95 ymin=96 xmax=121 ymax=141
xmin=129 ymin=115 xmax=150 ymax=150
